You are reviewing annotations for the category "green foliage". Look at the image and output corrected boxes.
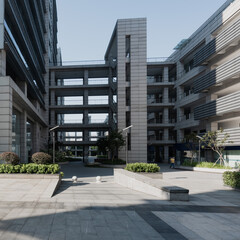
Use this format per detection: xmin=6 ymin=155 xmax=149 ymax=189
xmin=96 ymin=155 xmax=108 ymax=159
xmin=223 ymin=171 xmax=240 ymax=188
xmin=182 ymin=160 xmax=232 ymax=169
xmin=96 ymin=130 xmax=125 ymax=161
xmin=0 ymin=163 xmax=60 ymax=174
xmin=125 ymin=163 xmax=160 ymax=173
xmin=32 ymin=152 xmax=52 ymax=164
xmin=200 ymin=128 xmax=233 ymax=166
xmin=0 ymin=152 xmax=20 ymax=165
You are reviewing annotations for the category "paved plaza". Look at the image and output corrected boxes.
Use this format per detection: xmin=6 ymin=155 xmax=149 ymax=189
xmin=0 ymin=162 xmax=239 ymax=239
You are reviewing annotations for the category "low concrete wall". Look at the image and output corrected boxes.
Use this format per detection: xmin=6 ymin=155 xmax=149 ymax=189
xmin=114 ymin=169 xmax=188 ymax=201
xmin=177 ymin=166 xmax=238 ymax=173
xmin=0 ymin=174 xmax=62 ymax=197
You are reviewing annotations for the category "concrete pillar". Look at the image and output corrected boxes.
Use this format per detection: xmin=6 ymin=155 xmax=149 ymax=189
xmin=164 ymin=145 xmax=169 ymax=163
xmin=83 ymin=109 xmax=88 ymax=124
xmin=206 ymin=122 xmax=218 ymax=131
xmin=164 ymin=128 xmax=169 ymax=141
xmin=50 ymin=110 xmax=55 ymax=125
xmin=163 ymin=87 xmax=169 ymax=103
xmin=18 ymin=81 xmax=27 ymax=96
xmin=207 ymin=94 xmax=217 ymax=103
xmin=0 ymin=50 xmax=6 ymax=76
xmin=0 ymin=77 xmax=12 ymax=154
xmin=83 ymin=146 xmax=89 ymax=163
xmin=32 ymin=122 xmax=40 ymax=154
xmin=84 ymin=70 xmax=88 ymax=86
xmin=50 ymin=71 xmax=55 ymax=86
xmin=177 ymin=86 xmax=184 ymax=100
xmin=163 ymin=67 xmax=169 ymax=82
xmin=50 ymin=90 xmax=55 ymax=105
xmin=163 ymin=108 xmax=169 ymax=123
xmin=20 ymin=110 xmax=27 ymax=163
xmin=84 ymin=89 xmax=88 ymax=106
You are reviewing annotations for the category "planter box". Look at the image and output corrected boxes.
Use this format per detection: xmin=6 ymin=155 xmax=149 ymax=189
xmin=114 ymin=169 xmax=188 ymax=201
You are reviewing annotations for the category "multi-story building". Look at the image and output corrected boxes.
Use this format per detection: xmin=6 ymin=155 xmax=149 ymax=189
xmin=0 ymin=0 xmax=59 ymax=162
xmin=1 ymin=0 xmax=240 ymax=166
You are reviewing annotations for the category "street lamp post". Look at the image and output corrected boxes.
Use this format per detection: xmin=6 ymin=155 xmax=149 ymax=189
xmin=49 ymin=125 xmax=59 ymax=164
xmin=122 ymin=125 xmax=133 ymax=165
xmin=196 ymin=135 xmax=203 ymax=163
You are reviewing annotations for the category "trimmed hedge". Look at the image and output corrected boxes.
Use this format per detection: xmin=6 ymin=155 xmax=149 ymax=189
xmin=182 ymin=160 xmax=232 ymax=169
xmin=32 ymin=152 xmax=52 ymax=164
xmin=125 ymin=163 xmax=160 ymax=173
xmin=223 ymin=171 xmax=240 ymax=189
xmin=0 ymin=152 xmax=20 ymax=165
xmin=0 ymin=163 xmax=60 ymax=174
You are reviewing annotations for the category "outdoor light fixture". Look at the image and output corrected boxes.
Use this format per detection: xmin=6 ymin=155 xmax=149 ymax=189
xmin=122 ymin=125 xmax=133 ymax=165
xmin=49 ymin=125 xmax=59 ymax=164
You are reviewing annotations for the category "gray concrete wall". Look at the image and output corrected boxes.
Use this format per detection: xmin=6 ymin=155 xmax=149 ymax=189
xmin=117 ymin=18 xmax=147 ymax=163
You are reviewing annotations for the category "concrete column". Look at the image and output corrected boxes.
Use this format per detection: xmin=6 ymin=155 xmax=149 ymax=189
xmin=84 ymin=89 xmax=88 ymax=106
xmin=164 ymin=145 xmax=169 ymax=163
xmin=163 ymin=87 xmax=169 ymax=103
xmin=206 ymin=122 xmax=218 ymax=131
xmin=83 ymin=109 xmax=88 ymax=124
xmin=164 ymin=128 xmax=169 ymax=141
xmin=177 ymin=129 xmax=184 ymax=142
xmin=207 ymin=94 xmax=217 ymax=103
xmin=18 ymin=81 xmax=27 ymax=96
xmin=84 ymin=70 xmax=88 ymax=86
xmin=50 ymin=90 xmax=55 ymax=105
xmin=0 ymin=77 xmax=12 ymax=154
xmin=20 ymin=110 xmax=27 ymax=163
xmin=177 ymin=107 xmax=184 ymax=122
xmin=0 ymin=50 xmax=6 ymax=76
xmin=50 ymin=110 xmax=55 ymax=125
xmin=163 ymin=67 xmax=169 ymax=82
xmin=32 ymin=122 xmax=40 ymax=154
xmin=163 ymin=108 xmax=169 ymax=123
xmin=83 ymin=146 xmax=89 ymax=163
xmin=177 ymin=86 xmax=184 ymax=100
xmin=50 ymin=71 xmax=55 ymax=86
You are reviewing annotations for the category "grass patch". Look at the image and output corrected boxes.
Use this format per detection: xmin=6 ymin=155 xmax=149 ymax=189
xmin=182 ymin=160 xmax=232 ymax=169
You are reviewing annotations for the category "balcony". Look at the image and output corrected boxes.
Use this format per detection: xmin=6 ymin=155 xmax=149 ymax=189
xmin=176 ymin=92 xmax=203 ymax=108
xmin=147 ymin=98 xmax=175 ymax=107
xmin=147 ymin=119 xmax=175 ymax=128
xmin=194 ymin=55 xmax=240 ymax=93
xmin=176 ymin=113 xmax=199 ymax=129
xmin=147 ymin=135 xmax=175 ymax=145
xmin=194 ymin=91 xmax=240 ymax=120
xmin=218 ymin=128 xmax=240 ymax=146
xmin=194 ymin=18 xmax=240 ymax=67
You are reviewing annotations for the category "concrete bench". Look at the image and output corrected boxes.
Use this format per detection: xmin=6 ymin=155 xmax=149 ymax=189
xmin=161 ymin=186 xmax=189 ymax=201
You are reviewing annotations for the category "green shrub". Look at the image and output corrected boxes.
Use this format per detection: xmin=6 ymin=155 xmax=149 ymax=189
xmin=223 ymin=171 xmax=240 ymax=188
xmin=0 ymin=152 xmax=20 ymax=165
xmin=32 ymin=152 xmax=52 ymax=164
xmin=125 ymin=163 xmax=160 ymax=173
xmin=0 ymin=163 xmax=60 ymax=174
xmin=182 ymin=160 xmax=232 ymax=169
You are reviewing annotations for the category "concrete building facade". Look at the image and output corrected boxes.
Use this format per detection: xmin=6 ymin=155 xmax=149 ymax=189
xmin=0 ymin=0 xmax=59 ymax=162
xmin=1 ymin=0 xmax=240 ymax=166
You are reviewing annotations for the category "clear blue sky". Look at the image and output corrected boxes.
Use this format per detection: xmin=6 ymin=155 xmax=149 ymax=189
xmin=57 ymin=0 xmax=227 ymax=62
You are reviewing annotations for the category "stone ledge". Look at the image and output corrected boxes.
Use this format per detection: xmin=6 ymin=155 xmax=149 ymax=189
xmin=114 ymin=169 xmax=189 ymax=201
xmin=177 ymin=166 xmax=238 ymax=173
xmin=0 ymin=174 xmax=62 ymax=197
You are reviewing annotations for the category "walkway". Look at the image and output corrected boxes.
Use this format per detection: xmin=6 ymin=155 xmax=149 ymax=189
xmin=0 ymin=162 xmax=239 ymax=239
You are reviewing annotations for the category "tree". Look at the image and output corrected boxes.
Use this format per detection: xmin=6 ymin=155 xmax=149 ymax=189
xmin=200 ymin=128 xmax=233 ymax=166
xmin=96 ymin=130 xmax=125 ymax=161
xmin=96 ymin=137 xmax=108 ymax=155
xmin=182 ymin=132 xmax=198 ymax=163
xmin=107 ymin=130 xmax=125 ymax=161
